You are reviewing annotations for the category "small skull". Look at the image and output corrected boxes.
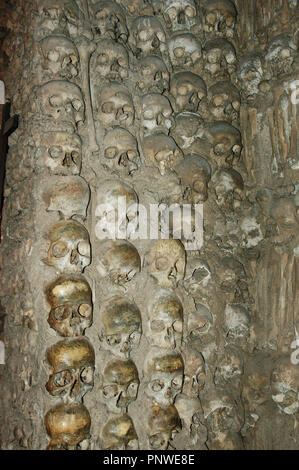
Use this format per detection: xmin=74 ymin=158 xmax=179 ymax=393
xmin=40 ymin=35 xmax=79 ymax=79
xmin=208 ymin=81 xmax=240 ymax=123
xmin=170 ymin=112 xmax=204 ymax=152
xmin=96 ymin=240 xmax=141 ymax=285
xmin=37 ymin=0 xmax=79 ymax=39
xmin=175 ymin=394 xmax=205 ymax=441
xmin=131 ymin=16 xmax=166 ymax=56
xmin=224 ymin=303 xmax=251 ymax=345
xmin=102 ymin=128 xmax=139 ymax=175
xmin=203 ymin=394 xmax=241 ymax=435
xmin=203 ymin=39 xmax=237 ymax=80
xmin=147 ymin=405 xmax=181 ymax=450
xmin=265 ymin=34 xmax=297 ymax=77
xmin=99 ymin=296 xmax=142 ymax=358
xmin=39 ymin=131 xmax=82 ymax=175
xmin=146 ymin=239 xmax=186 ymax=288
xmin=45 ymin=337 xmax=95 ymax=403
xmin=183 ymin=346 xmax=206 ymax=397
xmin=44 ymin=221 xmax=91 ymax=274
xmin=45 ymin=403 xmax=91 ymax=450
xmin=208 ymin=121 xmax=242 ymax=165
xmin=214 ymin=348 xmax=243 ymax=385
xmin=212 ymin=168 xmax=244 ymax=210
xmin=92 ymin=1 xmax=128 ymax=43
xmin=238 ymin=54 xmax=264 ymax=100
xmin=168 ymin=32 xmax=202 ymax=71
xmin=144 ymin=349 xmax=184 ymax=407
xmin=202 ymin=0 xmax=237 ymax=39
xmin=147 ymin=289 xmax=183 ymax=349
xmin=269 ymin=197 xmax=299 ymax=246
xmin=118 ymin=0 xmax=153 ymax=16
xmin=170 ymin=72 xmax=207 ymax=114
xmin=141 ymin=93 xmax=173 ymax=136
xmin=137 ymin=55 xmax=170 ymax=94
xmin=142 ymin=134 xmax=183 ymax=175
xmin=175 ymin=154 xmax=211 ymax=203
xmin=46 ymin=276 xmax=93 ymax=337
xmin=96 ymin=82 xmax=134 ymax=128
xmin=101 ymin=414 xmax=139 ymax=450
xmin=187 ymin=305 xmax=215 ymax=358
xmin=91 ymin=40 xmax=129 ymax=81
xmin=271 ymin=358 xmax=299 ymax=415
xmin=163 ymin=0 xmax=198 ymax=32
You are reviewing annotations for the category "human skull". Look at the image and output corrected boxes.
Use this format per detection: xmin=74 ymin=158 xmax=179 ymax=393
xmin=96 ymin=82 xmax=134 ymax=128
xmin=36 ymin=80 xmax=85 ymax=129
xmin=212 ymin=168 xmax=244 ymax=210
xmin=101 ymin=414 xmax=139 ymax=450
xmin=44 ymin=221 xmax=91 ymax=274
xmin=118 ymin=0 xmax=153 ymax=15
xmin=45 ymin=337 xmax=95 ymax=403
xmin=92 ymin=1 xmax=128 ymax=43
xmin=44 ymin=175 xmax=90 ymax=219
xmin=37 ymin=0 xmax=79 ymax=39
xmin=131 ymin=16 xmax=166 ymax=56
xmin=208 ymin=121 xmax=242 ymax=165
xmin=208 ymin=81 xmax=240 ymax=123
xmin=39 ymin=131 xmax=82 ymax=175
xmin=147 ymin=289 xmax=183 ymax=349
xmin=99 ymin=296 xmax=142 ymax=358
xmin=271 ymin=358 xmax=299 ymax=415
xmin=40 ymin=35 xmax=79 ymax=79
xmin=187 ymin=304 xmax=215 ymax=358
xmin=141 ymin=93 xmax=173 ymax=136
xmin=170 ymin=112 xmax=204 ymax=151
xmin=163 ymin=0 xmax=198 ymax=32
xmin=102 ymin=128 xmax=139 ymax=175
xmin=95 ymin=180 xmax=138 ymax=240
xmin=137 ymin=55 xmax=170 ymax=94
xmin=100 ymin=359 xmax=139 ymax=413
xmin=218 ymin=257 xmax=246 ymax=293
xmin=202 ymin=0 xmax=237 ymax=39
xmin=170 ymin=72 xmax=207 ymax=114
xmin=45 ymin=403 xmax=91 ymax=450
xmin=203 ymin=393 xmax=241 ymax=435
xmin=168 ymin=32 xmax=202 ymax=71
xmin=224 ymin=303 xmax=251 ymax=345
xmin=183 ymin=346 xmax=206 ymax=397
xmin=238 ymin=54 xmax=264 ymax=100
xmin=142 ymin=134 xmax=183 ymax=175
xmin=147 ymin=405 xmax=181 ymax=450
xmin=265 ymin=34 xmax=297 ymax=77
xmin=144 ymin=349 xmax=184 ymax=406
xmin=240 ymin=216 xmax=264 ymax=248
xmin=146 ymin=239 xmax=186 ymax=288
xmin=96 ymin=240 xmax=141 ymax=285
xmin=91 ymin=40 xmax=129 ymax=81
xmin=269 ymin=197 xmax=299 ymax=246
xmin=214 ymin=348 xmax=243 ymax=385
xmin=46 ymin=276 xmax=93 ymax=337
xmin=203 ymin=39 xmax=237 ymax=80
xmin=175 ymin=394 xmax=205 ymax=441
xmin=175 ymin=154 xmax=211 ymax=204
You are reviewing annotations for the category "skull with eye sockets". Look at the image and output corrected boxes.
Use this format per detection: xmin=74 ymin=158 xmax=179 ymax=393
xmin=92 ymin=1 xmax=128 ymax=43
xmin=141 ymin=93 xmax=173 ymax=136
xmin=142 ymin=134 xmax=183 ymax=176
xmin=163 ymin=0 xmax=198 ymax=32
xmin=96 ymin=240 xmax=141 ymax=285
xmin=170 ymin=72 xmax=207 ymax=114
xmin=146 ymin=239 xmax=186 ymax=288
xmin=102 ymin=128 xmax=139 ymax=176
xmin=39 ymin=131 xmax=82 ymax=176
xmin=202 ymin=0 xmax=237 ymax=39
xmin=95 ymin=82 xmax=134 ymax=128
xmin=168 ymin=32 xmax=202 ymax=72
xmin=208 ymin=81 xmax=240 ymax=123
xmin=91 ymin=39 xmax=129 ymax=82
xmin=131 ymin=16 xmax=166 ymax=57
xmin=147 ymin=405 xmax=181 ymax=450
xmin=203 ymin=38 xmax=237 ymax=81
xmin=40 ymin=35 xmax=79 ymax=80
xmin=137 ymin=55 xmax=170 ymax=94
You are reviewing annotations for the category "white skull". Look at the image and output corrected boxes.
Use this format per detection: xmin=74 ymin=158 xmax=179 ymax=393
xmin=271 ymin=358 xmax=299 ymax=415
xmin=163 ymin=0 xmax=198 ymax=31
xmin=141 ymin=93 xmax=173 ymax=136
xmin=170 ymin=72 xmax=207 ymax=113
xmin=96 ymin=240 xmax=141 ymax=285
xmin=208 ymin=80 xmax=240 ymax=122
xmin=131 ymin=16 xmax=166 ymax=56
xmin=238 ymin=54 xmax=264 ymax=99
xmin=146 ymin=239 xmax=186 ymax=288
xmin=202 ymin=0 xmax=237 ymax=39
xmin=168 ymin=32 xmax=202 ymax=71
xmin=203 ymin=394 xmax=242 ymax=435
xmin=137 ymin=55 xmax=170 ymax=94
xmin=40 ymin=35 xmax=79 ymax=79
xmin=203 ymin=38 xmax=237 ymax=80
xmin=142 ymin=134 xmax=183 ymax=175
xmin=39 ymin=131 xmax=82 ymax=175
xmin=96 ymin=82 xmax=134 ymax=128
xmin=265 ymin=34 xmax=297 ymax=77
xmin=44 ymin=175 xmax=90 ymax=219
xmin=91 ymin=40 xmax=129 ymax=81
xmin=224 ymin=303 xmax=251 ymax=344
xmin=208 ymin=121 xmax=242 ymax=165
xmin=92 ymin=0 xmax=128 ymax=43
xmin=102 ymin=128 xmax=139 ymax=175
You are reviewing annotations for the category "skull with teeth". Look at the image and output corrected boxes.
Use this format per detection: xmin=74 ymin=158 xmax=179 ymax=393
xmin=168 ymin=32 xmax=202 ymax=71
xmin=45 ymin=403 xmax=91 ymax=450
xmin=212 ymin=168 xmax=244 ymax=211
xmin=96 ymin=240 xmax=141 ymax=285
xmin=208 ymin=121 xmax=242 ymax=166
xmin=265 ymin=34 xmax=297 ymax=78
xmin=100 ymin=359 xmax=139 ymax=414
xmin=141 ymin=93 xmax=173 ymax=136
xmin=146 ymin=239 xmax=186 ymax=288
xmin=183 ymin=346 xmax=206 ymax=397
xmin=40 ymin=35 xmax=79 ymax=80
xmin=163 ymin=0 xmax=198 ymax=32
xmin=147 ymin=405 xmax=181 ymax=450
xmin=91 ymin=40 xmax=129 ymax=81
xmin=175 ymin=154 xmax=211 ymax=203
xmin=44 ymin=220 xmax=91 ymax=274
xmin=224 ymin=303 xmax=251 ymax=347
xmin=137 ymin=55 xmax=170 ymax=94
xmin=46 ymin=276 xmax=93 ymax=338
xmin=99 ymin=296 xmax=142 ymax=358
xmin=202 ymin=0 xmax=237 ymax=39
xmin=146 ymin=289 xmax=183 ymax=349
xmin=208 ymin=81 xmax=240 ymax=123
xmin=170 ymin=72 xmax=207 ymax=114
xmin=101 ymin=415 xmax=139 ymax=450
xmin=45 ymin=337 xmax=95 ymax=403
xmin=144 ymin=349 xmax=184 ymax=407
xmin=271 ymin=358 xmax=299 ymax=415
xmin=142 ymin=134 xmax=183 ymax=175
xmin=39 ymin=131 xmax=82 ymax=175
xmin=102 ymin=128 xmax=139 ymax=175
xmin=92 ymin=0 xmax=128 ymax=43
xmin=96 ymin=82 xmax=134 ymax=128
xmin=238 ymin=53 xmax=264 ymax=101
xmin=131 ymin=16 xmax=166 ymax=56
xmin=203 ymin=39 xmax=237 ymax=80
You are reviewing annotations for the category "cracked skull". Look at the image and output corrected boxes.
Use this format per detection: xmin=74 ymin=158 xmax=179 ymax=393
xmin=175 ymin=154 xmax=211 ymax=203
xmin=96 ymin=240 xmax=141 ymax=285
xmin=96 ymin=82 xmax=134 ymax=128
xmin=101 ymin=415 xmax=138 ymax=450
xmin=91 ymin=40 xmax=129 ymax=81
xmin=141 ymin=93 xmax=173 ymax=136
xmin=44 ymin=175 xmax=90 ymax=219
xmin=142 ymin=134 xmax=183 ymax=175
xmin=40 ymin=35 xmax=79 ymax=79
xmin=271 ymin=358 xmax=299 ymax=415
xmin=203 ymin=39 xmax=237 ymax=80
xmin=208 ymin=81 xmax=240 ymax=122
xmin=39 ymin=131 xmax=82 ymax=175
xmin=148 ymin=405 xmax=181 ymax=450
xmin=137 ymin=55 xmax=169 ymax=94
xmin=168 ymin=32 xmax=202 ymax=71
xmin=131 ymin=16 xmax=166 ymax=56
xmin=163 ymin=0 xmax=197 ymax=31
xmin=202 ymin=0 xmax=237 ymax=39
xmin=93 ymin=1 xmax=128 ymax=43
xmin=147 ymin=239 xmax=186 ymax=288
xmin=102 ymin=128 xmax=139 ymax=175
xmin=170 ymin=72 xmax=207 ymax=114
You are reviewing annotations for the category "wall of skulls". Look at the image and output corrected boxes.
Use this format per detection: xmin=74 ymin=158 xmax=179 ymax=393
xmin=0 ymin=0 xmax=298 ymax=450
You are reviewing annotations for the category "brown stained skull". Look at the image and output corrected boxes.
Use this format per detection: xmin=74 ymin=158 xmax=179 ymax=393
xmin=163 ymin=0 xmax=198 ymax=32
xmin=214 ymin=348 xmax=243 ymax=385
xmin=168 ymin=32 xmax=202 ymax=71
xmin=44 ymin=175 xmax=90 ymax=219
xmin=175 ymin=154 xmax=211 ymax=203
xmin=101 ymin=414 xmax=139 ymax=450
xmin=203 ymin=39 xmax=237 ymax=80
xmin=203 ymin=393 xmax=242 ymax=436
xmin=100 ymin=359 xmax=139 ymax=413
xmin=211 ymin=168 xmax=244 ymax=211
xmin=46 ymin=276 xmax=93 ymax=338
xmin=208 ymin=121 xmax=242 ymax=166
xmin=39 ymin=131 xmax=82 ymax=175
xmin=45 ymin=403 xmax=91 ymax=450
xmin=144 ymin=349 xmax=184 ymax=407
xmin=36 ymin=80 xmax=85 ymax=129
xmin=96 ymin=240 xmax=141 ymax=285
xmin=44 ymin=221 xmax=91 ymax=274
xmin=142 ymin=134 xmax=183 ymax=175
xmin=102 ymin=128 xmax=139 ymax=175
xmin=271 ymin=358 xmax=299 ymax=415
xmin=91 ymin=40 xmax=129 ymax=82
xmin=183 ymin=346 xmax=206 ymax=397
xmin=40 ymin=35 xmax=79 ymax=80
xmin=208 ymin=81 xmax=240 ymax=123
xmin=170 ymin=72 xmax=207 ymax=114
xmin=175 ymin=394 xmax=205 ymax=441
xmin=187 ymin=304 xmax=215 ymax=357
xmin=131 ymin=16 xmax=166 ymax=57
xmin=269 ymin=197 xmax=299 ymax=246
xmin=224 ymin=304 xmax=251 ymax=346
xmin=238 ymin=54 xmax=264 ymax=101
xmin=147 ymin=289 xmax=183 ymax=349
xmin=137 ymin=55 xmax=170 ymax=95
xmin=148 ymin=405 xmax=181 ymax=450
xmin=202 ymin=0 xmax=237 ymax=39
xmin=92 ymin=1 xmax=128 ymax=43
xmin=265 ymin=34 xmax=297 ymax=78
xmin=99 ymin=296 xmax=142 ymax=358
xmin=37 ymin=0 xmax=79 ymax=39
xmin=146 ymin=239 xmax=186 ymax=288
xmin=45 ymin=337 xmax=95 ymax=403
xmin=96 ymin=82 xmax=134 ymax=128
xmin=141 ymin=93 xmax=173 ymax=136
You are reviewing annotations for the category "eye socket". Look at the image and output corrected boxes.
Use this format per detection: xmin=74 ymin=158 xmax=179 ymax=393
xmin=78 ymin=303 xmax=92 ymax=318
xmin=77 ymin=241 xmax=90 ymax=257
xmin=51 ymin=241 xmax=68 ymax=258
xmin=80 ymin=366 xmax=93 ymax=384
xmin=105 ymin=146 xmax=117 ymax=159
xmin=206 ymin=12 xmax=216 ymax=25
xmin=225 ymin=15 xmax=234 ymax=27
xmin=52 ymin=305 xmax=71 ymax=321
xmin=155 ymin=256 xmax=169 ymax=271
xmin=151 ymin=380 xmax=164 ymax=392
xmin=127 ymin=381 xmax=139 ymax=397
xmin=103 ymin=384 xmax=119 ymax=398
xmin=151 ymin=319 xmax=165 ymax=332
xmin=102 ymin=101 xmax=115 ymax=114
xmin=54 ymin=370 xmax=72 ymax=387
xmin=167 ymin=7 xmax=177 ymax=20
xmin=106 ymin=334 xmax=121 ymax=345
